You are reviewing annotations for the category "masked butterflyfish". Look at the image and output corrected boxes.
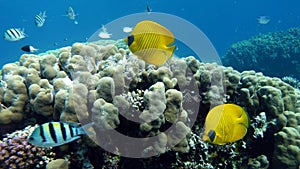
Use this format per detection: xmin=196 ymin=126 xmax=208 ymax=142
xmin=124 ymin=20 xmax=176 ymax=66
xmin=202 ymin=104 xmax=249 ymax=145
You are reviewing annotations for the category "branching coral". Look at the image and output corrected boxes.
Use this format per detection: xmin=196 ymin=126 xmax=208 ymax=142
xmin=0 ymin=125 xmax=55 ymax=169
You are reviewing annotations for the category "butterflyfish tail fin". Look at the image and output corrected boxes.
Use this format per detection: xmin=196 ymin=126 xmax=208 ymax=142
xmin=167 ymin=45 xmax=176 ymax=59
xmin=231 ymin=124 xmax=248 ymax=141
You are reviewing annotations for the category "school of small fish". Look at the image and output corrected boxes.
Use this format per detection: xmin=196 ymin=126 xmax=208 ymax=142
xmin=3 ymin=6 xmax=80 ymax=52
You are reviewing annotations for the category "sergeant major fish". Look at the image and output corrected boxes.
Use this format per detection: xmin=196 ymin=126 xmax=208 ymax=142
xmin=34 ymin=11 xmax=46 ymax=27
xmin=28 ymin=122 xmax=93 ymax=147
xmin=3 ymin=28 xmax=26 ymax=41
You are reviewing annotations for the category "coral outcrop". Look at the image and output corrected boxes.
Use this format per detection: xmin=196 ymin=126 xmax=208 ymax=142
xmin=222 ymin=28 xmax=300 ymax=79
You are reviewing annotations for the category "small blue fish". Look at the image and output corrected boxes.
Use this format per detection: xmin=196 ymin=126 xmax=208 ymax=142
xmin=34 ymin=11 xmax=46 ymax=27
xmin=28 ymin=122 xmax=93 ymax=147
xmin=3 ymin=28 xmax=26 ymax=41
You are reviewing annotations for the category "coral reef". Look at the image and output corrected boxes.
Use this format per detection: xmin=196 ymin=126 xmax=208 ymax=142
xmin=0 ymin=39 xmax=299 ymax=168
xmin=272 ymin=127 xmax=300 ymax=169
xmin=282 ymin=76 xmax=300 ymax=89
xmin=247 ymin=155 xmax=269 ymax=169
xmin=222 ymin=27 xmax=300 ymax=79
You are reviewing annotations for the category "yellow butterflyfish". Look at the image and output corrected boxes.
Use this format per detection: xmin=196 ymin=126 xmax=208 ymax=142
xmin=202 ymin=104 xmax=249 ymax=145
xmin=124 ymin=20 xmax=176 ymax=66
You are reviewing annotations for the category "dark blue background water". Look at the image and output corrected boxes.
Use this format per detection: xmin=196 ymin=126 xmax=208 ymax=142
xmin=0 ymin=0 xmax=299 ymax=68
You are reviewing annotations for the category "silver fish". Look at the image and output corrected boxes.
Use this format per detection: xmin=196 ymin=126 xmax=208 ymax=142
xmin=257 ymin=16 xmax=270 ymax=25
xmin=66 ymin=6 xmax=77 ymax=20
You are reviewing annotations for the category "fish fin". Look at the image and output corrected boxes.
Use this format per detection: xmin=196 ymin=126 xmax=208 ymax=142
xmin=166 ymin=45 xmax=176 ymax=59
xmin=140 ymin=48 xmax=167 ymax=66
xmin=20 ymin=28 xmax=28 ymax=37
xmin=132 ymin=21 xmax=174 ymax=42
xmin=62 ymin=121 xmax=81 ymax=127
xmin=77 ymin=122 xmax=95 ymax=135
xmin=33 ymin=48 xmax=39 ymax=53
xmin=231 ymin=123 xmax=247 ymax=141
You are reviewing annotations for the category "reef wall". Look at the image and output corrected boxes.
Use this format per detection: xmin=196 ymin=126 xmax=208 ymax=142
xmin=222 ymin=27 xmax=300 ymax=79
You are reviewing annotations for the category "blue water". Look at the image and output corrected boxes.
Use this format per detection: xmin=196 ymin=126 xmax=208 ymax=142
xmin=0 ymin=0 xmax=299 ymax=68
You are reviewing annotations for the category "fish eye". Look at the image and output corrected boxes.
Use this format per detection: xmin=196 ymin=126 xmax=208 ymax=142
xmin=127 ymin=35 xmax=134 ymax=46
xmin=208 ymin=130 xmax=216 ymax=142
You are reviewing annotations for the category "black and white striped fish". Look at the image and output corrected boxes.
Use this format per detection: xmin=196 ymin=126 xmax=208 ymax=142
xmin=3 ymin=28 xmax=26 ymax=41
xmin=21 ymin=45 xmax=38 ymax=53
xmin=34 ymin=11 xmax=46 ymax=27
xmin=28 ymin=122 xmax=93 ymax=147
